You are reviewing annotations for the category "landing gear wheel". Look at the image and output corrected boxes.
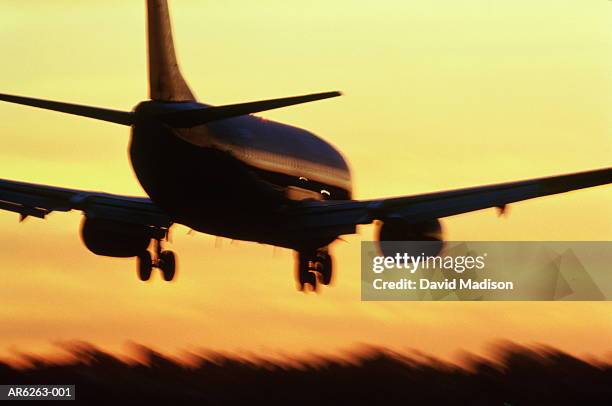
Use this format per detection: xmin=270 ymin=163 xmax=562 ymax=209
xmin=316 ymin=253 xmax=333 ymax=285
xmin=137 ymin=251 xmax=153 ymax=281
xmin=297 ymin=255 xmax=318 ymax=292
xmin=159 ymin=250 xmax=177 ymax=281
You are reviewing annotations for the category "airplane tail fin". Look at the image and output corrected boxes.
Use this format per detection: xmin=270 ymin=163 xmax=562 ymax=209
xmin=147 ymin=0 xmax=195 ymax=102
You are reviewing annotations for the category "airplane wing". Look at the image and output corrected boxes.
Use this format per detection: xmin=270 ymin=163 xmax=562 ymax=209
xmin=285 ymin=167 xmax=612 ymax=230
xmin=0 ymin=178 xmax=172 ymax=229
xmin=2 ymin=167 xmax=609 ymax=237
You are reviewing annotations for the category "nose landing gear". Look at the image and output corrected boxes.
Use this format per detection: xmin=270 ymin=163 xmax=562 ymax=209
xmin=296 ymin=248 xmax=333 ymax=292
xmin=137 ymin=237 xmax=177 ymax=282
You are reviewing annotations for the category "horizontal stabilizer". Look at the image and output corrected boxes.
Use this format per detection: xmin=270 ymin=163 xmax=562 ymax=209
xmin=0 ymin=93 xmax=134 ymax=126
xmin=158 ymin=91 xmax=342 ymax=128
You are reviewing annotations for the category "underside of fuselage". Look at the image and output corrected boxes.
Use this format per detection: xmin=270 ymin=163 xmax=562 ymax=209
xmin=129 ymin=101 xmax=353 ymax=250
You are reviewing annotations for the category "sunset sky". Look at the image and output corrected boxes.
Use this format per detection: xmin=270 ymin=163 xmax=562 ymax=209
xmin=0 ymin=0 xmax=611 ymax=361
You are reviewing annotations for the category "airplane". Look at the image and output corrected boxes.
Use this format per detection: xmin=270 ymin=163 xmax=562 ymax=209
xmin=0 ymin=0 xmax=610 ymax=291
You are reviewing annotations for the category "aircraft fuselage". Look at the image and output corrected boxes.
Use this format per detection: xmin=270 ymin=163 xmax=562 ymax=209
xmin=129 ymin=101 xmax=353 ymax=250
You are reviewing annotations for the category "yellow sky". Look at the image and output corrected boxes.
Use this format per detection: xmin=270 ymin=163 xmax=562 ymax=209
xmin=0 ymin=0 xmax=611 ymax=361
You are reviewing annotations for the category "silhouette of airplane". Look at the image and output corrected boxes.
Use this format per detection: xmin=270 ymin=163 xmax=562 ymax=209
xmin=0 ymin=0 xmax=610 ymax=290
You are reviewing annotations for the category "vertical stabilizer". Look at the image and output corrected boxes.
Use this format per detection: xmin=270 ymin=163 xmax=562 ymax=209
xmin=147 ymin=0 xmax=196 ymax=101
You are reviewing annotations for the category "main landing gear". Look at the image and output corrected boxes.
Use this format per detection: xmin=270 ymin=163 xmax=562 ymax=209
xmin=137 ymin=238 xmax=177 ymax=282
xmin=296 ymin=248 xmax=333 ymax=292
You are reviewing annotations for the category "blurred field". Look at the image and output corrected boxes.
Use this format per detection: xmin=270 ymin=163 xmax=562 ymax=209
xmin=2 ymin=342 xmax=611 ymax=405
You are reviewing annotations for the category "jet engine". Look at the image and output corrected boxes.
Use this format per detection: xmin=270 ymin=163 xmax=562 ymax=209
xmin=80 ymin=217 xmax=153 ymax=258
xmin=376 ymin=218 xmax=444 ymax=258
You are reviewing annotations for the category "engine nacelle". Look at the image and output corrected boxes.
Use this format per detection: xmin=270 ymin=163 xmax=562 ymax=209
xmin=80 ymin=217 xmax=152 ymax=258
xmin=376 ymin=218 xmax=444 ymax=258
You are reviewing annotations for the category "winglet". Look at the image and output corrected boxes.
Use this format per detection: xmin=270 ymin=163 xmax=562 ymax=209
xmin=158 ymin=91 xmax=342 ymax=128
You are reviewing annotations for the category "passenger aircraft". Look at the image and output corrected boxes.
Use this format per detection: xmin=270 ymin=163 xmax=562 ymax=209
xmin=0 ymin=0 xmax=610 ymax=290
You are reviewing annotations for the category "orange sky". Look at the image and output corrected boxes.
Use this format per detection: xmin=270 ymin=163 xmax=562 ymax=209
xmin=0 ymin=0 xmax=611 ymax=361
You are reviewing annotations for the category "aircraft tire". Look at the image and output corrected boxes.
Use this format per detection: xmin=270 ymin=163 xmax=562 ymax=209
xmin=159 ymin=250 xmax=177 ymax=281
xmin=317 ymin=253 xmax=333 ymax=285
xmin=297 ymin=255 xmax=317 ymax=291
xmin=137 ymin=251 xmax=153 ymax=281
